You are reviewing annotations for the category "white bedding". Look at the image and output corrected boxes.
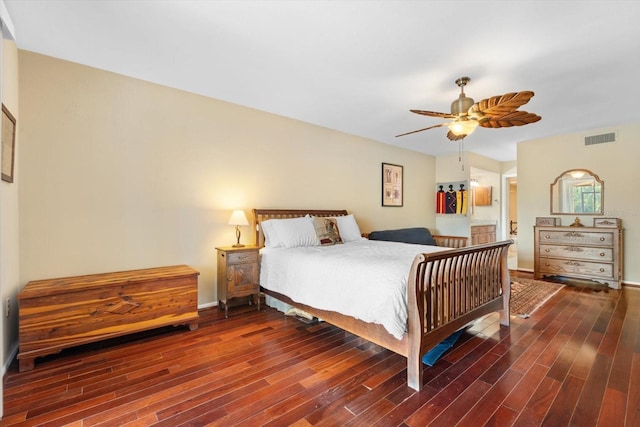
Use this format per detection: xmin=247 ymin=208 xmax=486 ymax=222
xmin=259 ymin=240 xmax=448 ymax=339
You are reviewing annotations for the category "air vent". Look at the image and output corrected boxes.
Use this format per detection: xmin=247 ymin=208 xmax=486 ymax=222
xmin=584 ymin=131 xmax=617 ymax=146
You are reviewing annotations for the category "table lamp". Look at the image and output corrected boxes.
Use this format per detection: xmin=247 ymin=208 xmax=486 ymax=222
xmin=228 ymin=210 xmax=249 ymax=247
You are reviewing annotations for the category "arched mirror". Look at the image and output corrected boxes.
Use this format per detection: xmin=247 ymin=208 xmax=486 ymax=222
xmin=550 ymin=169 xmax=603 ymax=215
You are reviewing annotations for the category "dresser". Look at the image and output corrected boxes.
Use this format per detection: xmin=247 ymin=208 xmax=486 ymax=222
xmin=216 ymin=246 xmax=260 ymax=317
xmin=534 ymin=225 xmax=623 ymax=289
xmin=471 ymin=224 xmax=496 ymax=245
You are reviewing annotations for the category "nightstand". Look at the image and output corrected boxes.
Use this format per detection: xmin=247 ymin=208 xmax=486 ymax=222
xmin=215 ymin=245 xmax=260 ymax=317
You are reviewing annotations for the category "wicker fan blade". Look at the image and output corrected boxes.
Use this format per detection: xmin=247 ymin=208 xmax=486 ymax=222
xmin=410 ymin=109 xmax=457 ymax=119
xmin=446 ymin=131 xmax=466 ymax=141
xmin=395 ymin=122 xmax=448 ymax=137
xmin=470 ymin=91 xmax=535 ymax=117
xmin=479 ymin=111 xmax=542 ymax=128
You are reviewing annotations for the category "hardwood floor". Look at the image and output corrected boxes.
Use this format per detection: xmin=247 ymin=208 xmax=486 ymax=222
xmin=3 ymin=274 xmax=639 ymax=426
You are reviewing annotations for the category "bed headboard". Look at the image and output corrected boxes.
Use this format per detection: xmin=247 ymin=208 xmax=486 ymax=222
xmin=252 ymin=209 xmax=349 ymax=247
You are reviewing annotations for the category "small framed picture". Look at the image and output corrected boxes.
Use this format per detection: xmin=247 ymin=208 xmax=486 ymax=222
xmin=2 ymin=104 xmax=16 ymax=183
xmin=382 ymin=163 xmax=403 ymax=207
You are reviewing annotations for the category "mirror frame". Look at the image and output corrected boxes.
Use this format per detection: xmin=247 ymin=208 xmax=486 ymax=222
xmin=550 ymin=169 xmax=604 ymax=215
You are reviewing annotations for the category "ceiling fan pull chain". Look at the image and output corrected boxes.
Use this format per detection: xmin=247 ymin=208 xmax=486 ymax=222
xmin=459 ymin=139 xmax=465 ymax=171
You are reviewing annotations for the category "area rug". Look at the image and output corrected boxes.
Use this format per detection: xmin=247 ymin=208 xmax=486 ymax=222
xmin=510 ymin=278 xmax=565 ymax=318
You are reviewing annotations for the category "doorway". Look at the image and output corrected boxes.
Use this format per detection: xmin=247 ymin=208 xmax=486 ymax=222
xmin=505 ymin=176 xmax=518 ymax=270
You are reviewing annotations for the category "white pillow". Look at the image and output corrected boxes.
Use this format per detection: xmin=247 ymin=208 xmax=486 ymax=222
xmin=336 ymin=214 xmax=364 ymax=242
xmin=269 ymin=216 xmax=318 ymax=248
xmin=260 ymin=219 xmax=279 ymax=247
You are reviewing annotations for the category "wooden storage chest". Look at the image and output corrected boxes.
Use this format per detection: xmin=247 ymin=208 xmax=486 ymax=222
xmin=17 ymin=265 xmax=199 ymax=372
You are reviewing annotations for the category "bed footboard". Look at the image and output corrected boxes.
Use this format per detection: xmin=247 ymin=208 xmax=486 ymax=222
xmin=406 ymin=239 xmax=513 ymax=391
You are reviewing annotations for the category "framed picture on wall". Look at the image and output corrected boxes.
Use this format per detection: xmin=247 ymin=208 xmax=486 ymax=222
xmin=382 ymin=162 xmax=403 ymax=207
xmin=2 ymin=104 xmax=17 ymax=183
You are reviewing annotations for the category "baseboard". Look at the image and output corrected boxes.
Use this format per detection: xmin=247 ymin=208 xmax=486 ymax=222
xmin=198 ymin=301 xmax=218 ymax=310
xmin=3 ymin=342 xmax=18 ymax=377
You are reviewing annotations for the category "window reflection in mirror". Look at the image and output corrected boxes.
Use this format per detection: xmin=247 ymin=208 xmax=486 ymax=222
xmin=550 ymin=169 xmax=603 ymax=215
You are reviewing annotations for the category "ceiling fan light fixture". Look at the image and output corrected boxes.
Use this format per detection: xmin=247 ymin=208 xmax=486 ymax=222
xmin=397 ymin=76 xmax=540 ymax=142
xmin=448 ymin=119 xmax=478 ymax=136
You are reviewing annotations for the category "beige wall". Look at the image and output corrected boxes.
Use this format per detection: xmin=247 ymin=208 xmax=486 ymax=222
xmin=517 ymin=123 xmax=640 ymax=284
xmin=1 ymin=38 xmax=19 ymax=373
xmin=17 ymin=51 xmax=437 ymax=309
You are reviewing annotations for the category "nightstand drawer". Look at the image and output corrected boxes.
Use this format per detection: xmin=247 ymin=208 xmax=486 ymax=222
xmin=227 ymin=251 xmax=259 ymax=264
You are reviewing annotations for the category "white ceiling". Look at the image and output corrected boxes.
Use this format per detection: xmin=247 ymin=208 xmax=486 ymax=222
xmin=4 ymin=0 xmax=640 ymax=161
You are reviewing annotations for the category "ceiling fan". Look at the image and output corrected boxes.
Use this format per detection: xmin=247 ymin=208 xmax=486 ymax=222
xmin=396 ymin=77 xmax=541 ymax=141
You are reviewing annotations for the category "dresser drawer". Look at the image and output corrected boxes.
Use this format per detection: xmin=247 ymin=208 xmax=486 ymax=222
xmin=227 ymin=251 xmax=259 ymax=264
xmin=538 ymin=258 xmax=613 ymax=279
xmin=538 ymin=230 xmax=613 ymax=246
xmin=539 ymin=244 xmax=613 ymax=262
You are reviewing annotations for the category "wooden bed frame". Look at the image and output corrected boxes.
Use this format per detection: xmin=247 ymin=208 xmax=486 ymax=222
xmin=252 ymin=209 xmax=513 ymax=391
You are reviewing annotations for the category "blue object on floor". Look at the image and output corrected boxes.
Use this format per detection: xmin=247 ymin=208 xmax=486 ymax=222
xmin=422 ymin=329 xmax=465 ymax=367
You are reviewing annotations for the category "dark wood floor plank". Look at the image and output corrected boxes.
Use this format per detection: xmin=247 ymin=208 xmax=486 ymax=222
xmin=371 ymin=386 xmax=439 ymax=427
xmin=544 ymin=373 xmax=584 ymax=426
xmin=405 ymin=346 xmax=504 ymax=425
xmin=606 ymin=294 xmax=638 ymax=394
xmin=502 ymin=363 xmax=549 ymax=413
xmin=545 ymin=297 xmax=602 ymax=382
xmin=598 ymin=387 xmax=627 ymax=427
xmin=428 ymin=378 xmax=491 ymax=425
xmin=256 ymin=347 xmax=394 ymax=426
xmin=2 ymin=277 xmax=638 ymax=427
xmin=343 ymin=397 xmax=397 ymax=427
xmin=626 ymin=353 xmax=640 ymax=426
xmin=571 ymin=352 xmax=613 ymax=427
xmin=512 ymin=376 xmax=561 ymax=427
xmin=343 ymin=361 xmax=407 ymax=416
xmin=457 ymin=368 xmax=524 ymax=426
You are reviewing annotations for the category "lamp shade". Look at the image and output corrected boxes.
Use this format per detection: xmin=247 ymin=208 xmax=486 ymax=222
xmin=448 ymin=119 xmax=479 ymax=136
xmin=228 ymin=210 xmax=249 ymax=226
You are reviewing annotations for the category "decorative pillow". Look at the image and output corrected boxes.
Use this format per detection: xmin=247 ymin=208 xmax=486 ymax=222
xmin=336 ymin=214 xmax=364 ymax=242
xmin=312 ymin=216 xmax=343 ymax=245
xmin=270 ymin=216 xmax=318 ymax=248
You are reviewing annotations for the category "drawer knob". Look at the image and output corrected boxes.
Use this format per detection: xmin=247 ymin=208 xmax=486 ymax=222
xmin=600 ymin=237 xmax=605 ymax=241
xmin=600 ymin=268 xmax=605 ymax=272
xmin=544 ymin=248 xmax=550 ymax=253
xmin=544 ymin=262 xmax=550 ymax=266
xmin=600 ymin=252 xmax=606 ymax=257
xmin=544 ymin=235 xmax=550 ymax=239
